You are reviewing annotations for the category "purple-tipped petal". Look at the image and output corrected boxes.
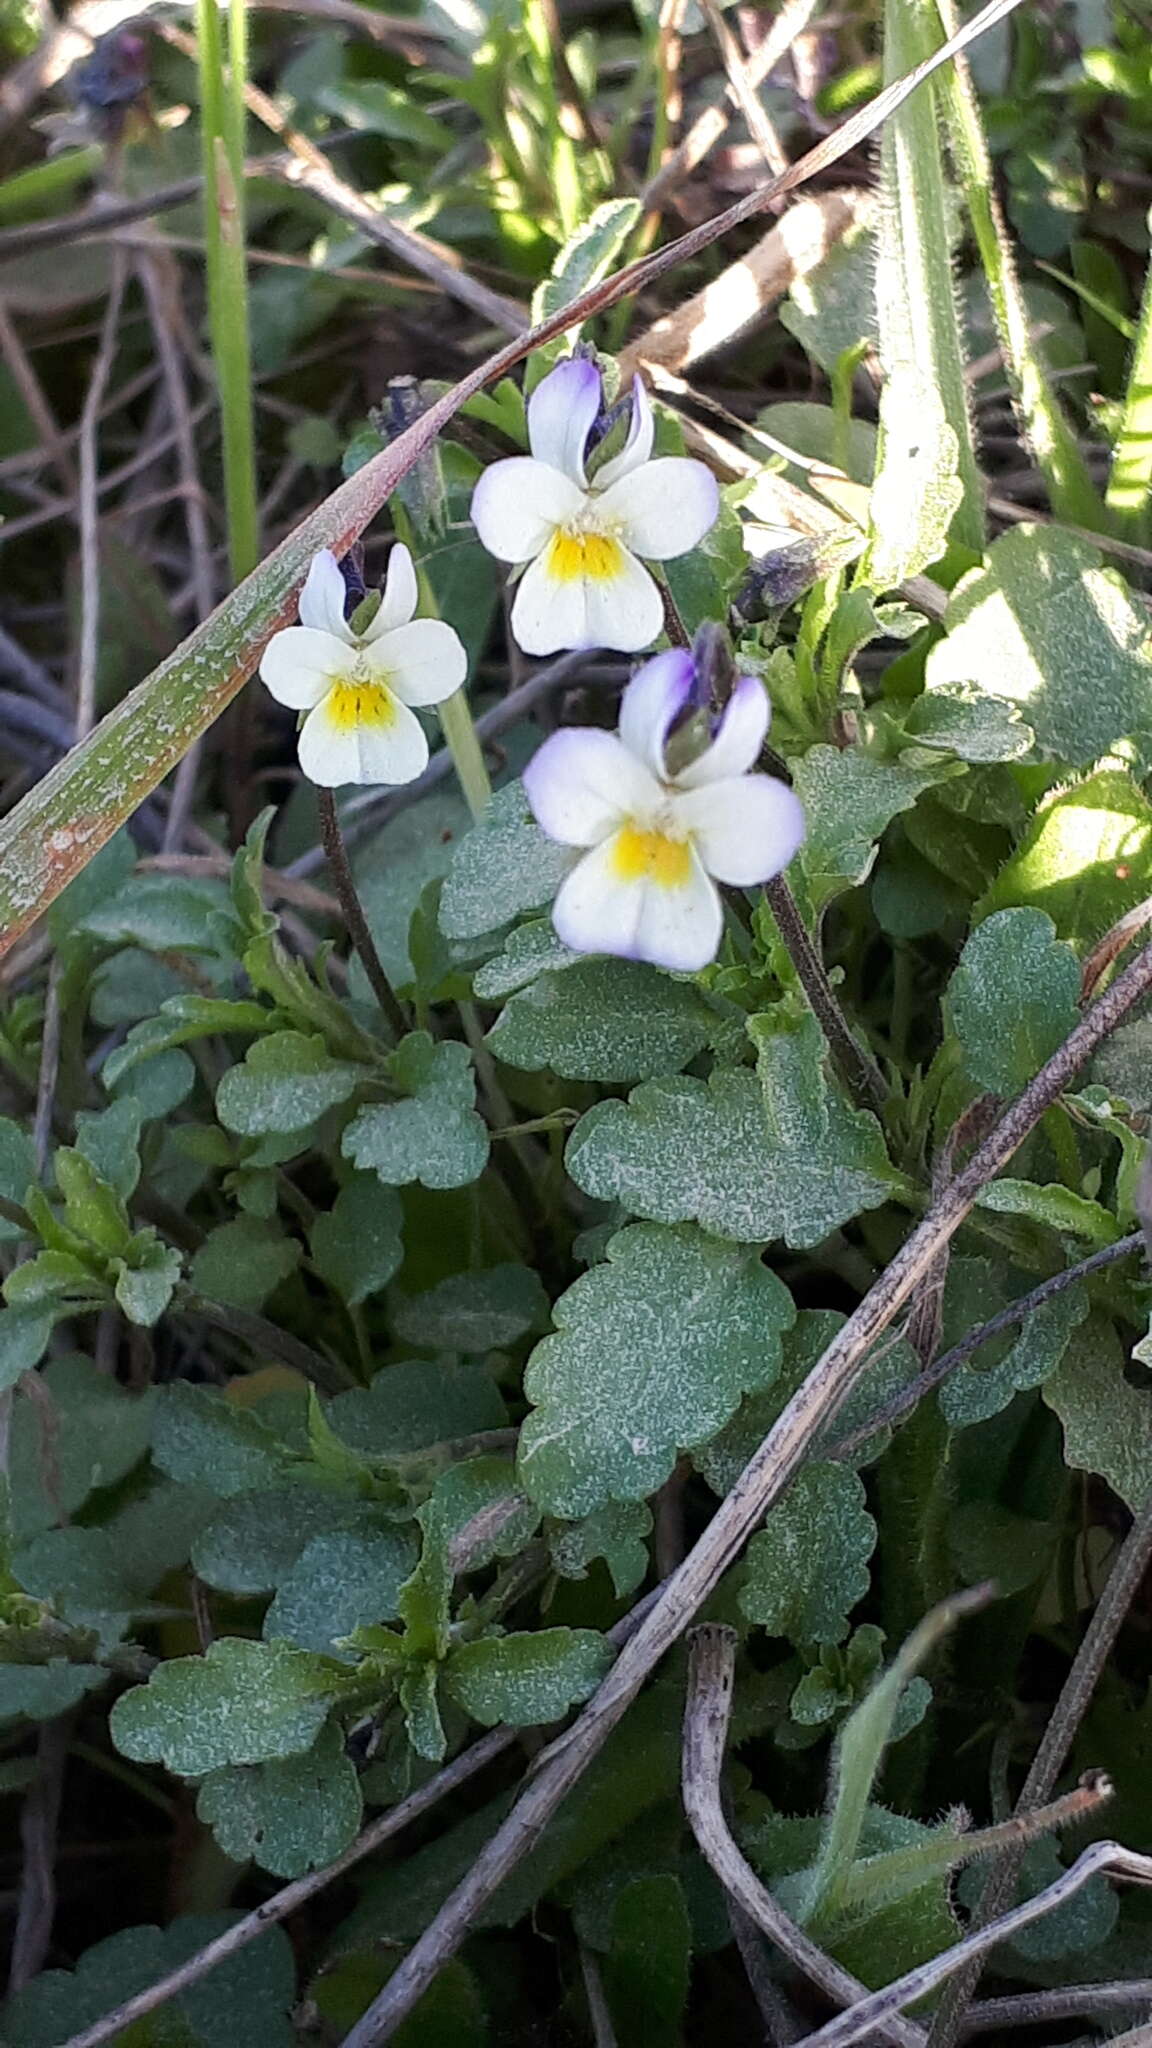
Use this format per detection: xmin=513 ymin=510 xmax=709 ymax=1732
xmin=297 ymin=550 xmax=353 ymax=640
xmin=594 ymin=376 xmax=655 ymax=491
xmin=526 ymin=357 xmax=603 ymax=486
xmin=674 ymin=673 xmax=769 ymax=788
xmin=597 ymin=458 xmax=720 ymax=560
xmin=524 ymin=727 xmax=658 ymax=847
xmin=672 ymin=773 xmax=806 ymax=885
xmin=618 ymin=648 xmax=697 ymax=780
xmin=366 ymin=541 xmax=418 ymax=636
xmin=471 ymin=457 xmax=583 ymax=565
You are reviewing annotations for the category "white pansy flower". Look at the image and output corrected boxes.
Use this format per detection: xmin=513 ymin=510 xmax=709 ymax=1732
xmin=470 ymin=357 xmax=720 ymax=657
xmin=259 ymin=545 xmax=467 ymax=787
xmin=524 ymin=648 xmax=805 ymax=973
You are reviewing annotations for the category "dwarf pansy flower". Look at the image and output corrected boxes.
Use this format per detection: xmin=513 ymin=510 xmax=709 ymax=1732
xmin=259 ymin=545 xmax=467 ymax=787
xmin=523 ymin=649 xmax=805 ymax=973
xmin=470 ymin=358 xmax=720 ymax=656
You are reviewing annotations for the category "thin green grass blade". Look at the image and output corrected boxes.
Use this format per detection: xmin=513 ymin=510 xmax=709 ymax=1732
xmin=804 ymin=1586 xmax=989 ymax=1926
xmin=863 ymin=0 xmax=984 ymax=586
xmin=1107 ymin=241 xmax=1152 ymax=544
xmin=934 ymin=0 xmax=1104 ymax=532
xmin=197 ymin=0 xmax=259 ymax=579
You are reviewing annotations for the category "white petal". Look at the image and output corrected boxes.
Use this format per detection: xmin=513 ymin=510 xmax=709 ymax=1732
xmin=260 ymin=626 xmax=346 ymax=711
xmin=526 ymin=356 xmax=602 ymax=485
xmin=675 ymin=673 xmax=769 ymax=788
xmin=297 ymin=690 xmax=429 ymax=788
xmin=581 ymin=548 xmax=666 ymax=653
xmin=524 ymin=728 xmax=660 ymax=847
xmin=597 ymin=458 xmax=720 ymax=560
xmin=551 ymin=834 xmax=722 ymax=971
xmin=617 ymin=648 xmax=696 ymax=780
xmin=297 ymin=550 xmax=354 ymax=641
xmin=364 ymin=541 xmax=418 ymax=637
xmin=367 ymin=619 xmax=468 ymax=707
xmin=471 ymin=457 xmax=584 ymax=564
xmin=672 ymin=774 xmax=806 ymax=885
xmin=593 ymin=376 xmax=655 ymax=491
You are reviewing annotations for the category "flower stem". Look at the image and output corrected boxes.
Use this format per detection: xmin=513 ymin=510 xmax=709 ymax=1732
xmin=762 ymin=874 xmax=888 ymax=1115
xmin=437 ymin=687 xmax=492 ymax=824
xmin=316 ymin=788 xmax=409 ymax=1042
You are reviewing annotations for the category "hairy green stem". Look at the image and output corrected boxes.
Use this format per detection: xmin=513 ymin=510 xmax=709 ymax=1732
xmin=316 ymin=788 xmax=409 ymax=1041
xmin=1106 ymin=239 xmax=1152 ymax=544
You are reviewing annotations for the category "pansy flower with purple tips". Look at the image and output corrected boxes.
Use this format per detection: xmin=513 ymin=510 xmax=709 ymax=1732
xmin=470 ymin=358 xmax=720 ymax=657
xmin=524 ymin=648 xmax=805 ymax=972
xmin=259 ymin=545 xmax=467 ymax=788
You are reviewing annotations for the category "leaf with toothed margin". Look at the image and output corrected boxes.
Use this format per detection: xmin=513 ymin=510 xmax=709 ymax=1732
xmin=517 ymin=1223 xmax=794 ymax=1518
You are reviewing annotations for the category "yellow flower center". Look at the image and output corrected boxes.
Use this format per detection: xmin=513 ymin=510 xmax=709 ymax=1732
xmin=610 ymin=823 xmax=692 ymax=889
xmin=545 ymin=528 xmax=626 ymax=583
xmin=326 ymin=677 xmax=396 ymax=731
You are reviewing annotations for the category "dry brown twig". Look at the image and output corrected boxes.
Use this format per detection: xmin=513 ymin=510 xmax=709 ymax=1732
xmin=682 ymin=1625 xmax=926 ymax=2048
xmin=644 ymin=0 xmax=821 ymax=208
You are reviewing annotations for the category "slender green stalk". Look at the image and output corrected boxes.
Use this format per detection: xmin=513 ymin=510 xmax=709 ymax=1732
xmin=394 ymin=505 xmax=493 ymax=822
xmin=196 ymin=0 xmax=258 ymax=579
xmin=863 ymin=0 xmax=983 ymax=584
xmin=1106 ymin=239 xmax=1152 ymax=544
xmin=934 ymin=0 xmax=1104 ymax=532
xmin=523 ymin=0 xmax=581 ymax=238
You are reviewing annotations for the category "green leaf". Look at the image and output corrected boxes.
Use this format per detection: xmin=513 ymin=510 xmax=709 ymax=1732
xmin=567 ymin=1019 xmax=899 ymax=1249
xmin=152 ymin=1382 xmax=292 ymax=1498
xmin=216 ymin=1031 xmax=366 ymax=1138
xmin=310 ymin=1175 xmax=404 ymax=1306
xmin=9 ymin=1357 xmax=154 ymax=1543
xmin=518 ymin=1223 xmax=794 ymax=1517
xmin=196 ymin=1722 xmax=363 ymax=1878
xmin=0 ymin=1661 xmax=107 ymax=1720
xmin=600 ymin=1873 xmax=692 ymax=2046
xmin=901 ymin=682 xmax=1033 ymax=763
xmin=791 ymin=744 xmax=960 ymax=910
xmin=487 ymin=956 xmax=737 ymax=1083
xmin=741 ymin=1463 xmax=876 ymax=1646
xmin=437 ymin=781 xmax=574 ymax=941
xmin=264 ymin=1527 xmax=417 ymax=1655
xmin=531 ymin=198 xmax=642 ymax=321
xmin=0 ymin=1117 xmax=35 ymax=1242
xmin=72 ymin=1098 xmax=144 ymax=1201
xmin=978 ymin=768 xmax=1152 ymax=946
xmin=945 ymin=908 xmax=1081 ymax=1095
xmin=925 ymin=525 xmax=1152 ymax=763
xmin=318 ymin=79 xmax=453 ymax=150
xmin=103 ymin=995 xmax=274 ymax=1089
xmin=472 ymin=918 xmax=578 ymax=999
xmin=111 ymin=1636 xmax=352 ymax=1774
xmin=392 ymin=1264 xmax=549 ymax=1352
xmin=940 ymin=1281 xmax=1089 ymax=1427
xmin=696 ymin=1310 xmax=919 ymax=1493
xmin=0 ymin=1914 xmax=295 ymax=2048
xmin=114 ymin=1236 xmax=182 ymax=1325
xmin=191 ymin=1216 xmax=301 ymax=1311
xmin=54 ymin=1148 xmax=131 ymax=1256
xmin=71 ymin=870 xmax=235 ymax=952
xmin=193 ymin=1490 xmax=380 ymax=1597
xmin=549 ymin=1501 xmax=652 ymax=1600
xmin=444 ymin=1627 xmax=612 ymax=1727
xmin=329 ymin=1362 xmax=507 ymax=1458
xmin=976 ymin=1177 xmax=1119 ymax=1246
xmin=342 ymin=1034 xmax=488 ymax=1190
xmin=1043 ymin=1315 xmax=1152 ymax=1510
xmin=0 ymin=1303 xmax=57 ymax=1391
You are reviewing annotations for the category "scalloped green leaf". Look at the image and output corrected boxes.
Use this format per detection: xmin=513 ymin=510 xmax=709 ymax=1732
xmin=741 ymin=1463 xmax=876 ymax=1646
xmin=444 ymin=1626 xmax=612 ymax=1727
xmin=926 ymin=525 xmax=1152 ymax=763
xmin=945 ymin=908 xmax=1080 ymax=1095
xmin=196 ymin=1722 xmax=363 ymax=1878
xmin=518 ymin=1223 xmax=794 ymax=1517
xmin=216 ymin=1031 xmax=365 ymax=1138
xmin=342 ymin=1033 xmax=488 ymax=1190
xmin=110 ymin=1637 xmax=354 ymax=1775
xmin=438 ymin=780 xmax=574 ymax=941
xmin=486 ymin=955 xmax=738 ymax=1082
